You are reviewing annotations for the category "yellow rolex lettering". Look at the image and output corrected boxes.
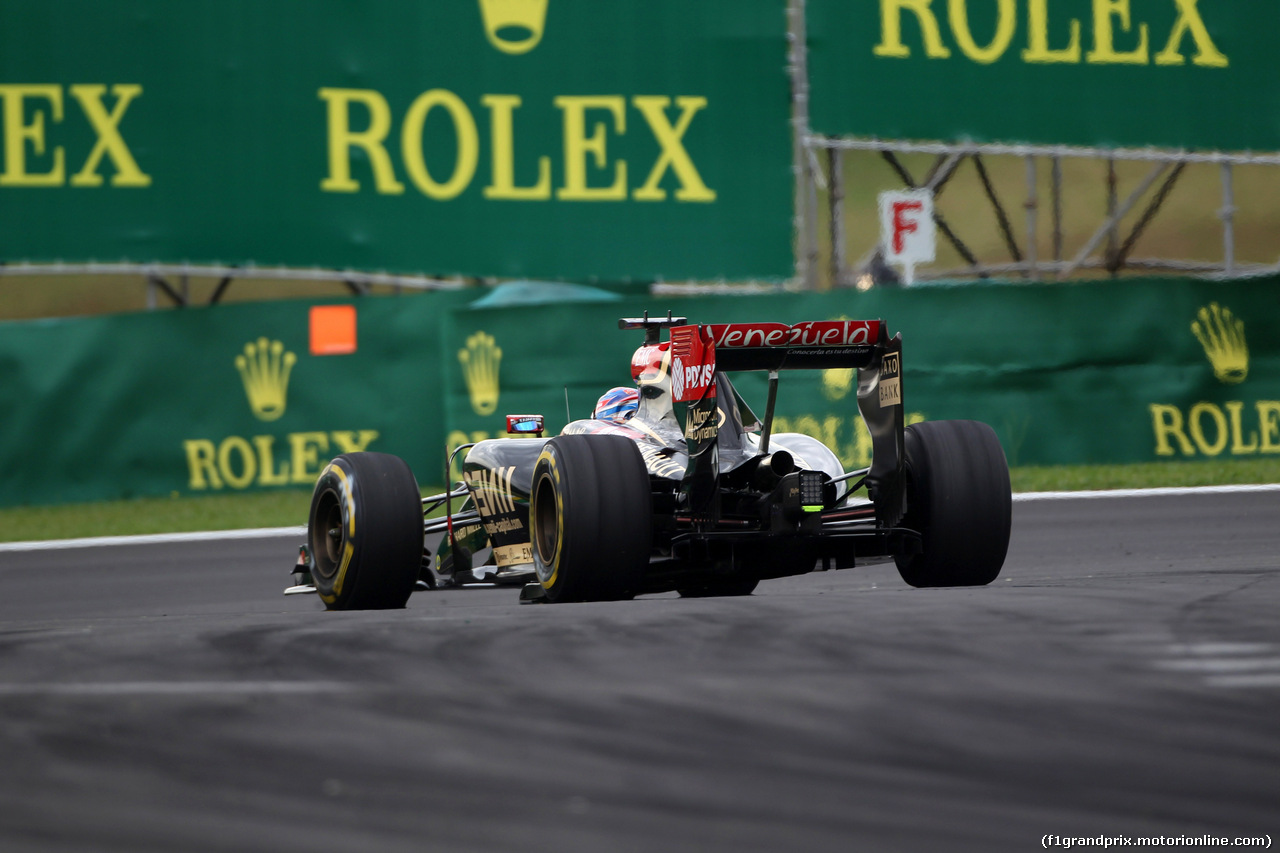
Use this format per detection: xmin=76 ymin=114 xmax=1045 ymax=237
xmin=253 ymin=435 xmax=291 ymax=486
xmin=1023 ymin=0 xmax=1082 ymax=63
xmin=183 ymin=439 xmax=223 ymax=490
xmin=948 ymin=0 xmax=1016 ymax=64
xmin=874 ymin=0 xmax=952 ymax=58
xmin=1149 ymin=404 xmax=1193 ymax=457
xmin=0 ymin=84 xmax=65 ymax=186
xmin=1225 ymin=402 xmax=1258 ymax=455
xmin=1155 ymin=0 xmax=1228 ymax=68
xmin=67 ymin=84 xmax=150 ymax=187
xmin=1258 ymin=402 xmax=1280 ymax=454
xmin=290 ymin=431 xmax=330 ymax=484
xmin=765 ymin=413 xmax=924 ymax=474
xmin=482 ymin=94 xmax=551 ymax=200
xmin=1087 ymin=0 xmax=1149 ymax=65
xmin=184 ymin=431 xmax=379 ymax=491
xmin=401 ymin=89 xmax=478 ymax=200
xmin=1187 ymin=402 xmax=1227 ymax=457
xmin=218 ymin=436 xmax=258 ymax=489
xmin=318 ymin=87 xmax=404 ymax=195
xmin=331 ymin=430 xmax=380 ymax=454
xmin=555 ymin=95 xmax=627 ymax=201
xmin=851 ymin=415 xmax=876 ymax=469
xmin=447 ymin=430 xmax=496 ymax=481
xmin=632 ymin=96 xmax=715 ymax=202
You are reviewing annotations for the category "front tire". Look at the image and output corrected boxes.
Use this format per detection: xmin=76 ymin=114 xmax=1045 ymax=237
xmin=530 ymin=434 xmax=651 ymax=603
xmin=308 ymin=452 xmax=424 ymax=610
xmin=894 ymin=420 xmax=1011 ymax=588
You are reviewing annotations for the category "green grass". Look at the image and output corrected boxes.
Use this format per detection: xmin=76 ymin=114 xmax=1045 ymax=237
xmin=0 ymin=489 xmax=317 ymax=543
xmin=2 ymin=459 xmax=1276 ymax=544
xmin=1009 ymin=458 xmax=1280 ymax=492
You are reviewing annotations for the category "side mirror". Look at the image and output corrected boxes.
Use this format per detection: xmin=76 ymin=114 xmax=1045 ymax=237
xmin=506 ymin=414 xmax=545 ymax=437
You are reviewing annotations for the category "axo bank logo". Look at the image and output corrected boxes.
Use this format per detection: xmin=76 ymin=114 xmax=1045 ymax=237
xmin=1150 ymin=302 xmax=1280 ymax=458
xmin=181 ymin=338 xmax=379 ymax=492
xmin=479 ymin=0 xmax=549 ymax=55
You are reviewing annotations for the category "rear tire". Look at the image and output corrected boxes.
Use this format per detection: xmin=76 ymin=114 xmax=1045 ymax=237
xmin=894 ymin=420 xmax=1011 ymax=588
xmin=308 ymin=452 xmax=424 ymax=610
xmin=530 ymin=435 xmax=651 ymax=603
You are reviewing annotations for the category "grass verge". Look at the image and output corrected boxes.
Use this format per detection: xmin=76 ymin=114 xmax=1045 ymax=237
xmin=1 ymin=459 xmax=1277 ymax=544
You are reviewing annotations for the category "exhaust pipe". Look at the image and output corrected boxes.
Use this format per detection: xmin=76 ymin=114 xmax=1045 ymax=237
xmin=753 ymin=450 xmax=794 ymax=489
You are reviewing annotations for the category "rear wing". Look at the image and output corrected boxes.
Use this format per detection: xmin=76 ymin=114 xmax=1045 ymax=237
xmin=706 ymin=320 xmax=886 ymax=372
xmin=630 ymin=318 xmax=905 ymax=528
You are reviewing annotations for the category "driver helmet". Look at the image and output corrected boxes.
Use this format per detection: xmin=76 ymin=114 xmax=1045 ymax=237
xmin=593 ymin=386 xmax=639 ymax=423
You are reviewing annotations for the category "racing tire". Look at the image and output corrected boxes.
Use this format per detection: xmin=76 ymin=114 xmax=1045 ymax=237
xmin=308 ymin=452 xmax=424 ymax=610
xmin=530 ymin=434 xmax=651 ymax=603
xmin=677 ymin=578 xmax=759 ymax=598
xmin=894 ymin=420 xmax=1011 ymax=589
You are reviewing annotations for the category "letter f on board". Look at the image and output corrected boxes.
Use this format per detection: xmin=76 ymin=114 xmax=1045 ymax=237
xmin=892 ymin=200 xmax=923 ymax=253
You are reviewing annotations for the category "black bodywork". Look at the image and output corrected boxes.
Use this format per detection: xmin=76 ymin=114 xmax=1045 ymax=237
xmin=432 ymin=314 xmax=920 ymax=597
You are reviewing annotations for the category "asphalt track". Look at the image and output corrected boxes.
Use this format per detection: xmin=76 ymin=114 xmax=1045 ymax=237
xmin=1 ymin=491 xmax=1277 ymax=852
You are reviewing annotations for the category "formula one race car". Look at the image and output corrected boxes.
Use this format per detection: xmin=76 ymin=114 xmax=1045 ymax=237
xmin=286 ymin=313 xmax=1012 ymax=608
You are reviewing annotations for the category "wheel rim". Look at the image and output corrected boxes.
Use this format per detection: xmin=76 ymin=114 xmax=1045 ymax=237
xmin=311 ymin=489 xmax=345 ymax=581
xmin=532 ymin=472 xmax=559 ymax=583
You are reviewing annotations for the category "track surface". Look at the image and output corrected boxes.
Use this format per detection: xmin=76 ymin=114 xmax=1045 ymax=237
xmin=1 ymin=493 xmax=1277 ymax=852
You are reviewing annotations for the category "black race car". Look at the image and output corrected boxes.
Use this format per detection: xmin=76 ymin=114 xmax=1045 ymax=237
xmin=286 ymin=313 xmax=1011 ymax=607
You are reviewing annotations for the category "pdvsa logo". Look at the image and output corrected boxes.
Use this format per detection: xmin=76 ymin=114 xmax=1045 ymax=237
xmin=672 ymin=359 xmax=714 ymax=403
xmin=1150 ymin=303 xmax=1280 ymax=458
xmin=479 ymin=0 xmax=549 ymax=55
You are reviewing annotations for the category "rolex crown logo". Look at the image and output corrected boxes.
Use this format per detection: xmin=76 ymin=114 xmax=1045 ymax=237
xmin=1192 ymin=302 xmax=1248 ymax=385
xmin=479 ymin=0 xmax=548 ymax=55
xmin=821 ymin=367 xmax=854 ymax=401
xmin=236 ymin=338 xmax=297 ymax=421
xmin=460 ymin=331 xmax=502 ymax=416
xmin=821 ymin=315 xmax=855 ymax=400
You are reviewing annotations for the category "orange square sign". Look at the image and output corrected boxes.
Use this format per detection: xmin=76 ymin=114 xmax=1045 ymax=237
xmin=310 ymin=305 xmax=357 ymax=355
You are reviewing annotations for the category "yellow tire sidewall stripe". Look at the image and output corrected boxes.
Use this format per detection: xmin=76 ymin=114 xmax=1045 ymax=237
xmin=318 ymin=462 xmax=357 ymax=603
xmin=534 ymin=448 xmax=563 ymax=590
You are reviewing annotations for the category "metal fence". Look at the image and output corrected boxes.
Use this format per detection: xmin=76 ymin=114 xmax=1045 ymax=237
xmin=789 ymin=0 xmax=1280 ymax=290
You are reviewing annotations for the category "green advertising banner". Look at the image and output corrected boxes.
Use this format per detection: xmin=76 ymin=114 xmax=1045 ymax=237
xmin=0 ymin=1 xmax=792 ymax=280
xmin=441 ymin=277 xmax=1280 ymax=475
xmin=3 ymin=277 xmax=1278 ymax=508
xmin=807 ymin=0 xmax=1280 ymax=152
xmin=0 ymin=292 xmax=477 ymax=507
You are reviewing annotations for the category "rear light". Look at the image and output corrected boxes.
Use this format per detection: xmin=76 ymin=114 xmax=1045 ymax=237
xmin=506 ymin=414 xmax=544 ymax=436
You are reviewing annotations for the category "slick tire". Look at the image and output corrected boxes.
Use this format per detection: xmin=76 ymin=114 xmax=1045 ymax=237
xmin=530 ymin=434 xmax=651 ymax=603
xmin=308 ymin=452 xmax=424 ymax=610
xmin=894 ymin=420 xmax=1011 ymax=589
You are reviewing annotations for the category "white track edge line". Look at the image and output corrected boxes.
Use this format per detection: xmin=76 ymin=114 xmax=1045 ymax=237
xmin=1011 ymin=483 xmax=1280 ymax=501
xmin=3 ymin=483 xmax=1279 ymax=553
xmin=0 ymin=525 xmax=307 ymax=552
